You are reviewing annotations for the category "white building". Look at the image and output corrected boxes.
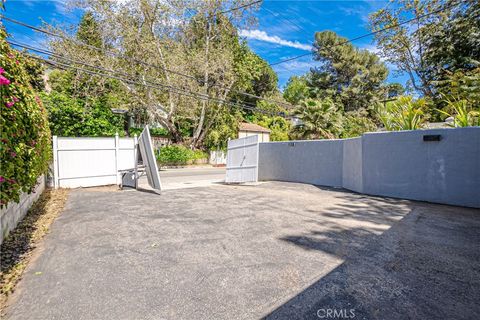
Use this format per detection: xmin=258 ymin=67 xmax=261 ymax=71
xmin=238 ymin=122 xmax=271 ymax=142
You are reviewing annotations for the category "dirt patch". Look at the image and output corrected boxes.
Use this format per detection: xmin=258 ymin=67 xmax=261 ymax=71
xmin=0 ymin=188 xmax=69 ymax=312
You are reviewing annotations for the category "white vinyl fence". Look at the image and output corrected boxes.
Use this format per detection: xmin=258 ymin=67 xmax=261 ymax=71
xmin=209 ymin=150 xmax=227 ymax=165
xmin=225 ymin=135 xmax=259 ymax=183
xmin=53 ymin=134 xmax=136 ymax=188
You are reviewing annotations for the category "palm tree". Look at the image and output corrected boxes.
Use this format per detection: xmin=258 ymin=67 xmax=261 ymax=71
xmin=291 ymin=98 xmax=343 ymax=139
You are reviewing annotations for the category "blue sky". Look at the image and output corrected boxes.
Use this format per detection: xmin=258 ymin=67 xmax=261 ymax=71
xmin=2 ymin=0 xmax=409 ymax=90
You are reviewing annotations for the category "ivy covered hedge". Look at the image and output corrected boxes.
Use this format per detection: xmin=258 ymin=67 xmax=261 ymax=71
xmin=0 ymin=27 xmax=51 ymax=207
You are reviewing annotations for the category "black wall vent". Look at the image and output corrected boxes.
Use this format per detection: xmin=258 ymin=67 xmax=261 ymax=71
xmin=423 ymin=134 xmax=442 ymax=142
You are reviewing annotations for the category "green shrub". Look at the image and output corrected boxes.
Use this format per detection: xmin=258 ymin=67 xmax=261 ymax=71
xmin=252 ymin=115 xmax=290 ymax=141
xmin=156 ymin=145 xmax=192 ymax=166
xmin=191 ymin=149 xmax=209 ymax=162
xmin=341 ymin=109 xmax=377 ymax=138
xmin=42 ymin=91 xmax=124 ymax=137
xmin=437 ymin=97 xmax=480 ymax=127
xmin=156 ymin=145 xmax=208 ymax=166
xmin=376 ymin=96 xmax=427 ymax=131
xmin=1 ymin=27 xmax=51 ymax=207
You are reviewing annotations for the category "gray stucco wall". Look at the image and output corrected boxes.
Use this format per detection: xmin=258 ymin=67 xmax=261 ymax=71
xmin=342 ymin=137 xmax=363 ymax=193
xmin=362 ymin=128 xmax=480 ymax=208
xmin=258 ymin=140 xmax=344 ymax=187
xmin=1 ymin=175 xmax=46 ymax=244
xmin=257 ymin=127 xmax=480 ymax=208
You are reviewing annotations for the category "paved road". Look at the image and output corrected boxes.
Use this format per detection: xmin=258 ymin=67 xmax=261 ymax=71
xmin=140 ymin=166 xmax=226 ymax=190
xmin=159 ymin=167 xmax=225 ymax=178
xmin=5 ymin=182 xmax=480 ymax=320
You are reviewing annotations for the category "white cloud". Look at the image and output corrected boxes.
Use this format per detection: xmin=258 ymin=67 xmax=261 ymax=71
xmin=273 ymin=60 xmax=315 ymax=73
xmin=239 ymin=29 xmax=312 ymax=51
xmin=361 ymin=44 xmax=381 ymax=55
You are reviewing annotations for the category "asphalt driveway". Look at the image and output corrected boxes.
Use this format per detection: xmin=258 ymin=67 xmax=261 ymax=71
xmin=4 ymin=182 xmax=480 ymax=319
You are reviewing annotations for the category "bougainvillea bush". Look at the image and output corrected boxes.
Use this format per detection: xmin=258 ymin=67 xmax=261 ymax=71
xmin=0 ymin=27 xmax=51 ymax=207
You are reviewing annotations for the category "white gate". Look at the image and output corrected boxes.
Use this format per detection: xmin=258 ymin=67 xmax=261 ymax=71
xmin=52 ymin=134 xmax=135 ymax=188
xmin=225 ymin=135 xmax=259 ymax=183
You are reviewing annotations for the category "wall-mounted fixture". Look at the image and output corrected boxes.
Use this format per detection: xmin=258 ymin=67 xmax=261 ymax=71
xmin=423 ymin=134 xmax=442 ymax=142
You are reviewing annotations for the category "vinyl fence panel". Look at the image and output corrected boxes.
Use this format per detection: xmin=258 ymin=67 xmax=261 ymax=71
xmin=53 ymin=135 xmax=135 ymax=188
xmin=225 ymin=135 xmax=259 ymax=183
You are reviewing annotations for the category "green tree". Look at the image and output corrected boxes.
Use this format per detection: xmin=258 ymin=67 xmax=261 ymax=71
xmin=434 ymin=67 xmax=480 ymax=106
xmin=291 ymin=98 xmax=343 ymax=140
xmin=233 ymin=42 xmax=278 ymax=104
xmin=44 ymin=11 xmax=132 ymax=136
xmin=423 ymin=0 xmax=480 ymax=86
xmin=311 ymin=31 xmax=388 ymax=112
xmin=41 ymin=91 xmax=124 ymax=137
xmin=369 ymin=0 xmax=480 ymax=97
xmin=203 ymin=107 xmax=242 ymax=151
xmin=437 ymin=96 xmax=480 ymax=127
xmin=283 ymin=76 xmax=310 ymax=105
xmin=341 ymin=109 xmax=377 ymax=138
xmin=384 ymin=82 xmax=405 ymax=98
xmin=76 ymin=11 xmax=103 ymax=48
xmin=251 ymin=115 xmax=290 ymax=141
xmin=48 ymin=1 xmax=262 ymax=148
xmin=189 ymin=23 xmax=282 ymax=148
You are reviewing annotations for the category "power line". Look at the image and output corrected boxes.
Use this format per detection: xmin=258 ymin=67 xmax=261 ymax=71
xmin=13 ymin=43 xmax=281 ymax=116
xmin=263 ymin=6 xmax=310 ymax=36
xmin=219 ymin=0 xmax=262 ymax=15
xmin=30 ymin=53 xmax=275 ymax=116
xmin=1 ymin=15 xmax=294 ymax=109
xmin=260 ymin=6 xmax=319 ymax=71
xmin=10 ymin=40 xmax=209 ymax=100
xmin=8 ymin=40 xmax=266 ymax=111
xmin=269 ymin=0 xmax=462 ymax=66
xmin=270 ymin=52 xmax=312 ymax=67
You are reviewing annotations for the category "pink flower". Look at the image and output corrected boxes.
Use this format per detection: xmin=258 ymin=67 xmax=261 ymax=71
xmin=15 ymin=60 xmax=19 ymax=65
xmin=0 ymin=75 xmax=10 ymax=85
xmin=13 ymin=97 xmax=19 ymax=102
xmin=6 ymin=101 xmax=15 ymax=108
xmin=0 ymin=176 xmax=5 ymax=183
xmin=8 ymin=53 xmax=14 ymax=59
xmin=10 ymin=152 xmax=17 ymax=157
xmin=0 ymin=67 xmax=4 ymax=74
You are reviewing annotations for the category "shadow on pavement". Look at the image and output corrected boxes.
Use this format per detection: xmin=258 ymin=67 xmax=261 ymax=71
xmin=263 ymin=192 xmax=480 ymax=320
